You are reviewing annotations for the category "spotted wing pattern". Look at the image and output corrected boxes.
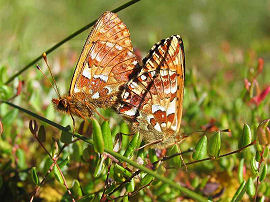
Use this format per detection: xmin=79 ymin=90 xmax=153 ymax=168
xmin=117 ymin=35 xmax=185 ymax=148
xmin=69 ymin=11 xmax=139 ymax=107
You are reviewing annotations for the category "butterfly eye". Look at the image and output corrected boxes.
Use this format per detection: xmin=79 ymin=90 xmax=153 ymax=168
xmin=58 ymin=99 xmax=68 ymax=111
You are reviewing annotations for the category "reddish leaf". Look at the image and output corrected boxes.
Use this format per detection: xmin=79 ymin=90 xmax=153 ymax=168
xmin=251 ymin=86 xmax=270 ymax=106
xmin=16 ymin=80 xmax=24 ymax=96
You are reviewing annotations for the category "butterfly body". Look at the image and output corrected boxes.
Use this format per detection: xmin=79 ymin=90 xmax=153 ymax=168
xmin=52 ymin=95 xmax=95 ymax=119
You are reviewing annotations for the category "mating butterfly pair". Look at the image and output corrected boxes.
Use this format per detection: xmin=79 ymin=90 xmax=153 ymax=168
xmin=52 ymin=11 xmax=185 ymax=149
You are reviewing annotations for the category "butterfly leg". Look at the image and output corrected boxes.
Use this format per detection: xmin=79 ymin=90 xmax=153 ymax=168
xmin=73 ymin=108 xmax=88 ymax=124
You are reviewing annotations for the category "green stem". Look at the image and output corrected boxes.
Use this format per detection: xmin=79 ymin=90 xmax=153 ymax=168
xmin=5 ymin=0 xmax=141 ymax=85
xmin=1 ymin=100 xmax=208 ymax=202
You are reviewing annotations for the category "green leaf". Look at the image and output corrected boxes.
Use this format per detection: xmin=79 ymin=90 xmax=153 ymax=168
xmin=31 ymin=167 xmax=40 ymax=185
xmin=263 ymin=147 xmax=269 ymax=159
xmin=92 ymin=118 xmax=104 ymax=154
xmin=238 ymin=158 xmax=244 ymax=183
xmin=94 ymin=155 xmax=105 ymax=178
xmin=38 ymin=125 xmax=46 ymax=142
xmin=231 ymin=181 xmax=246 ymax=202
xmin=149 ymin=149 xmax=158 ymax=163
xmin=114 ymin=164 xmax=132 ymax=178
xmin=250 ymin=156 xmax=259 ymax=175
xmin=54 ymin=165 xmax=64 ymax=184
xmin=42 ymin=156 xmax=53 ymax=176
xmin=141 ymin=173 xmax=154 ymax=186
xmin=126 ymin=178 xmax=135 ymax=192
xmin=123 ymin=196 xmax=129 ymax=202
xmin=167 ymin=144 xmax=181 ymax=168
xmin=58 ymin=156 xmax=70 ymax=169
xmin=71 ymin=141 xmax=82 ymax=162
xmin=111 ymin=125 xmax=120 ymax=138
xmin=192 ymin=135 xmax=208 ymax=160
xmin=0 ymin=66 xmax=7 ymax=84
xmin=246 ymin=178 xmax=255 ymax=197
xmin=208 ymin=131 xmax=221 ymax=158
xmin=120 ymin=122 xmax=130 ymax=150
xmin=239 ymin=123 xmax=252 ymax=148
xmin=16 ymin=148 xmax=26 ymax=169
xmin=255 ymin=150 xmax=261 ymax=162
xmin=101 ymin=121 xmax=113 ymax=150
xmin=0 ymin=85 xmax=12 ymax=99
xmin=259 ymin=164 xmax=267 ymax=182
xmin=60 ymin=125 xmax=72 ymax=144
xmin=191 ymin=177 xmax=200 ymax=188
xmin=71 ymin=180 xmax=83 ymax=198
xmin=124 ymin=132 xmax=140 ymax=159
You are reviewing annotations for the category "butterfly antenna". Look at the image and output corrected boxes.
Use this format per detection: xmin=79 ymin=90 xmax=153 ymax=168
xmin=36 ymin=64 xmax=61 ymax=98
xmin=42 ymin=52 xmax=61 ymax=98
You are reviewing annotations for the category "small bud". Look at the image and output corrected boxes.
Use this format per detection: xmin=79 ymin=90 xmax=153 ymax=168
xmin=208 ymin=131 xmax=221 ymax=158
xmin=29 ymin=120 xmax=38 ymax=135
xmin=92 ymin=118 xmax=104 ymax=154
xmin=239 ymin=123 xmax=252 ymax=148
xmin=257 ymin=119 xmax=270 ymax=146
xmin=192 ymin=135 xmax=208 ymax=160
xmin=246 ymin=178 xmax=255 ymax=197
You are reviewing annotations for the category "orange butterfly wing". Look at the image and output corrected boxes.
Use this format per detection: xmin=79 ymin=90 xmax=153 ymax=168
xmin=69 ymin=11 xmax=138 ymax=106
xmin=117 ymin=35 xmax=185 ymax=148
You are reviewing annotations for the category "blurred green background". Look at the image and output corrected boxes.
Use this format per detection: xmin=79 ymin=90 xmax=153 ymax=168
xmin=1 ymin=0 xmax=270 ymax=69
xmin=1 ymin=0 xmax=269 ymax=125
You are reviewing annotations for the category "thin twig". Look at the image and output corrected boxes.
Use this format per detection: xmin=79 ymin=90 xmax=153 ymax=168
xmin=30 ymin=129 xmax=77 ymax=202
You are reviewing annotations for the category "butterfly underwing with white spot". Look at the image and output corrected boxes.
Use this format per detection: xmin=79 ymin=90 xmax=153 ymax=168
xmin=52 ymin=11 xmax=139 ymax=120
xmin=117 ymin=35 xmax=185 ymax=149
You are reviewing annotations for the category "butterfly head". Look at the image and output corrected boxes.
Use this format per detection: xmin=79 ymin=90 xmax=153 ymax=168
xmin=52 ymin=97 xmax=70 ymax=113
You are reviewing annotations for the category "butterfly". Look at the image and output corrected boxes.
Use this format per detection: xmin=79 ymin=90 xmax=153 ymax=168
xmin=52 ymin=11 xmax=139 ymax=122
xmin=51 ymin=11 xmax=185 ymax=149
xmin=116 ymin=35 xmax=185 ymax=149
